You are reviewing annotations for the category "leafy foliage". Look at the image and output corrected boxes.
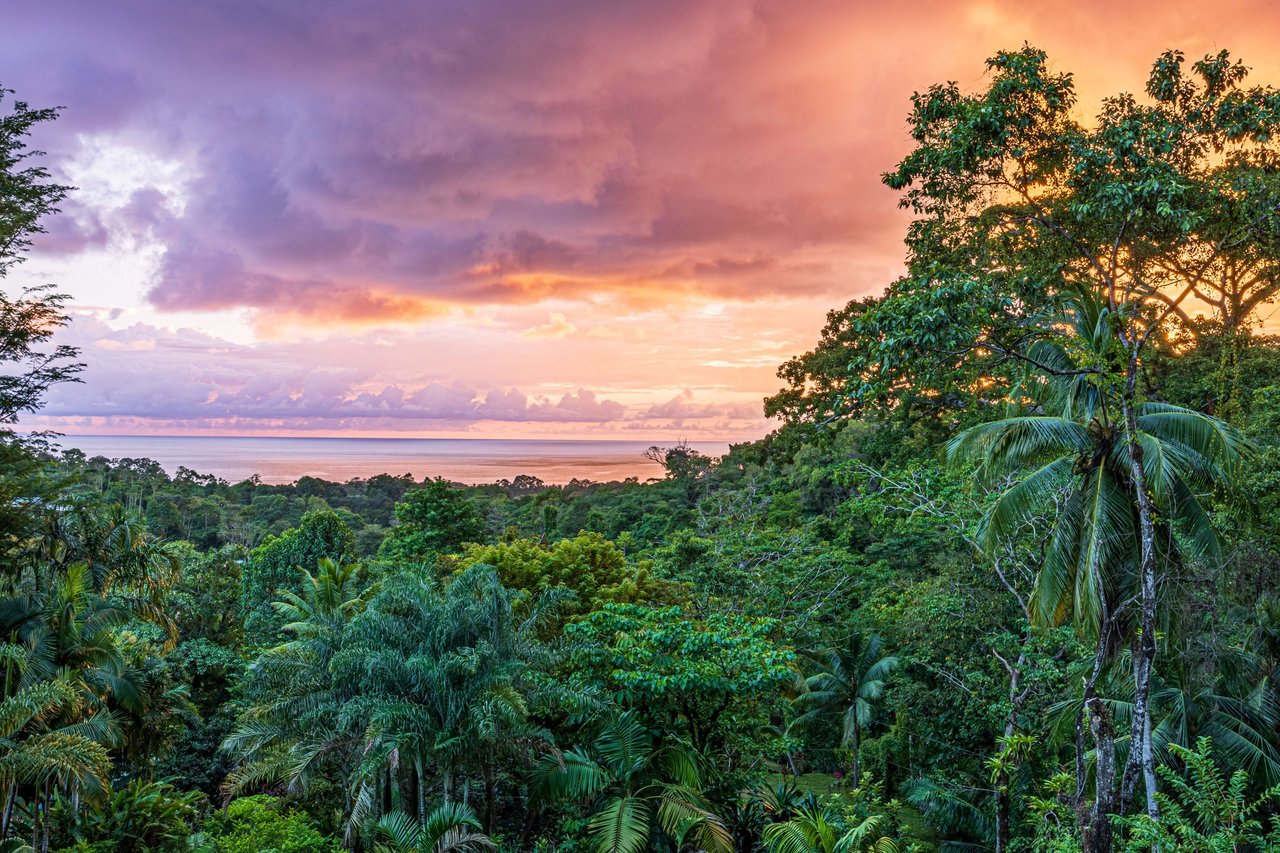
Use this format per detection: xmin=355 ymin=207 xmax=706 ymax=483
xmin=443 ymin=532 xmax=678 ymax=620
xmin=198 ymin=795 xmax=340 ymax=853
xmin=378 ymin=479 xmax=485 ymax=565
xmin=0 ymin=87 xmax=81 ymax=427
xmin=51 ymin=780 xmax=201 ymax=853
xmin=1114 ymin=737 xmax=1280 ymax=851
xmin=567 ymin=604 xmax=794 ymax=752
xmin=242 ymin=509 xmax=357 ymax=632
xmin=530 ymin=711 xmax=732 ymax=853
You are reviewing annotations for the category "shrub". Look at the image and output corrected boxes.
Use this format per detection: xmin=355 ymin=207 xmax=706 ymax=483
xmin=1114 ymin=737 xmax=1280 ymax=852
xmin=201 ymin=795 xmax=340 ymax=853
xmin=52 ymin=780 xmax=202 ymax=853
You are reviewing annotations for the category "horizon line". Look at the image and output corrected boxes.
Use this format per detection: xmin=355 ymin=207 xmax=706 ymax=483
xmin=40 ymin=432 xmax=743 ymax=445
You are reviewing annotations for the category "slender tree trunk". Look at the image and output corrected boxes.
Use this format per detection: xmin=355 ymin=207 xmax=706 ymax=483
xmin=994 ymin=777 xmax=1009 ymax=853
xmin=0 ymin=780 xmax=13 ymax=839
xmin=1119 ymin=361 xmax=1161 ymax=822
xmin=850 ymin=722 xmax=860 ymax=788
xmin=1213 ymin=322 xmax=1245 ymax=420
xmin=483 ymin=757 xmax=496 ymax=835
xmin=994 ymin=631 xmax=1035 ymax=853
xmin=415 ymin=757 xmax=425 ymax=827
xmin=41 ymin=782 xmax=50 ymax=853
xmin=32 ymin=781 xmax=51 ymax=853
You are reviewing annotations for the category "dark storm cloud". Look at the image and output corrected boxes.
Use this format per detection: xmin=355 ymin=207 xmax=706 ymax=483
xmin=9 ymin=0 xmax=919 ymax=320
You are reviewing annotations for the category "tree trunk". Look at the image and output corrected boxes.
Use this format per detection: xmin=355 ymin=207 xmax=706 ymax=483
xmin=994 ymin=628 xmax=1035 ymax=853
xmin=994 ymin=778 xmax=1009 ymax=853
xmin=41 ymin=785 xmax=51 ymax=853
xmin=41 ymin=783 xmax=49 ymax=853
xmin=850 ymin=721 xmax=860 ymax=788
xmin=1083 ymin=696 xmax=1116 ymax=853
xmin=1076 ymin=613 xmax=1114 ymax=852
xmin=1119 ymin=363 xmax=1161 ymax=822
xmin=1213 ymin=312 xmax=1247 ymax=420
xmin=483 ymin=757 xmax=497 ymax=835
xmin=0 ymin=781 xmax=13 ymax=839
xmin=415 ymin=757 xmax=425 ymax=826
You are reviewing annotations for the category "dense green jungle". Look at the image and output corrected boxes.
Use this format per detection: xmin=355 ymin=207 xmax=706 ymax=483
xmin=4 ymin=44 xmax=1280 ymax=853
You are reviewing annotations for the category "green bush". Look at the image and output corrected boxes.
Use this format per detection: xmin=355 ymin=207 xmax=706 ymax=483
xmin=1114 ymin=737 xmax=1280 ymax=852
xmin=201 ymin=795 xmax=340 ymax=853
xmin=52 ymin=780 xmax=202 ymax=853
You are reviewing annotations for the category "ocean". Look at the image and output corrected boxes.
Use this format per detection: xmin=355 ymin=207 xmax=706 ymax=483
xmin=49 ymin=435 xmax=731 ymax=485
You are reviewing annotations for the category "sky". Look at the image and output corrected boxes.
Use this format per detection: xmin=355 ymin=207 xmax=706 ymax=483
xmin=8 ymin=0 xmax=1280 ymax=439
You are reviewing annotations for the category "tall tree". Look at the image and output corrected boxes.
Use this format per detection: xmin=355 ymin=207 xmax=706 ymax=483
xmin=241 ymin=509 xmax=357 ymax=631
xmin=948 ymin=290 xmax=1247 ymax=847
xmin=0 ymin=86 xmax=81 ymax=588
xmin=860 ymin=46 xmax=1279 ymax=836
xmin=0 ymin=86 xmax=81 ymax=428
xmin=225 ymin=565 xmax=549 ymax=841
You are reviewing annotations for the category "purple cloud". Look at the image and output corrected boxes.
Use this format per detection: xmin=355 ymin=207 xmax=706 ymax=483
xmin=10 ymin=0 xmax=916 ymax=322
xmin=39 ymin=317 xmax=629 ymax=426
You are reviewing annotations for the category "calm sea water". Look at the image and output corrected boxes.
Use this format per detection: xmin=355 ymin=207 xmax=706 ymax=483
xmin=49 ymin=435 xmax=730 ymax=485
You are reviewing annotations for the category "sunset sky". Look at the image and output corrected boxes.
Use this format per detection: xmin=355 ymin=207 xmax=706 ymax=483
xmin=10 ymin=0 xmax=1280 ymax=439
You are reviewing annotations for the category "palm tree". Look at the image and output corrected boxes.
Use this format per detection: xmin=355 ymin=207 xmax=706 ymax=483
xmin=272 ymin=557 xmax=366 ymax=637
xmin=791 ymin=633 xmax=897 ymax=787
xmin=0 ymin=545 xmax=170 ymax=849
xmin=340 ymin=566 xmax=543 ymax=833
xmin=904 ymin=778 xmax=997 ymax=853
xmin=113 ymin=639 xmax=195 ymax=780
xmin=226 ymin=564 xmax=549 ymax=843
xmin=530 ymin=710 xmax=733 ymax=853
xmin=947 ymin=292 xmax=1249 ymax=832
xmin=762 ymin=802 xmax=900 ymax=853
xmin=0 ymin=672 xmax=111 ymax=846
xmin=222 ymin=558 xmax=370 ymax=805
xmin=948 ymin=304 xmax=1245 ymax=637
xmin=31 ymin=505 xmax=181 ymax=638
xmin=372 ymin=806 xmax=494 ymax=853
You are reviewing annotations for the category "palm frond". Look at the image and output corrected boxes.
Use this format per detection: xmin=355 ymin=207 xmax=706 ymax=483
xmin=595 ymin=712 xmax=650 ymax=776
xmin=948 ymin=417 xmax=1089 ymax=486
xmin=655 ymin=783 xmax=732 ymax=853
xmin=588 ymin=795 xmax=652 ymax=853
xmin=528 ymin=747 xmax=609 ymax=804
xmin=981 ymin=455 xmax=1074 ymax=552
xmin=762 ymin=820 xmax=817 ymax=853
xmin=1137 ymin=403 xmax=1250 ymax=474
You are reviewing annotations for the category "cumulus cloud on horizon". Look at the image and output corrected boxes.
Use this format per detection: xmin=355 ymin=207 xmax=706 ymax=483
xmin=29 ymin=316 xmax=763 ymax=435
